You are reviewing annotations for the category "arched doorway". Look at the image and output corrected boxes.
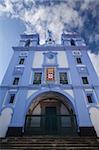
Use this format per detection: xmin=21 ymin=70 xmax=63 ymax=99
xmin=24 ymin=92 xmax=78 ymax=135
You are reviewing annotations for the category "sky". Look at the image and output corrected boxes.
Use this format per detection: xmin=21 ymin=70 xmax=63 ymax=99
xmin=0 ymin=0 xmax=99 ymax=84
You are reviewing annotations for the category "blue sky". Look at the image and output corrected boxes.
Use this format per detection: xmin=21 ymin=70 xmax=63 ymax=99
xmin=0 ymin=0 xmax=99 ymax=83
xmin=0 ymin=16 xmax=25 ymax=83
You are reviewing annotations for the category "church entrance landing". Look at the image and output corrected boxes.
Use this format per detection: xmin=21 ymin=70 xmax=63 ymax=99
xmin=24 ymin=92 xmax=77 ymax=136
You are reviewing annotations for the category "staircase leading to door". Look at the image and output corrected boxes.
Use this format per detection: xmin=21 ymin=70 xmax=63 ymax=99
xmin=0 ymin=136 xmax=99 ymax=149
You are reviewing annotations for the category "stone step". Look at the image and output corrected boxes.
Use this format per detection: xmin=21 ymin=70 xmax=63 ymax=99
xmin=1 ymin=146 xmax=99 ymax=150
xmin=3 ymin=141 xmax=97 ymax=144
xmin=2 ymin=141 xmax=99 ymax=145
xmin=3 ymin=137 xmax=98 ymax=141
xmin=1 ymin=143 xmax=99 ymax=147
xmin=1 ymin=140 xmax=98 ymax=143
xmin=1 ymin=137 xmax=99 ymax=150
xmin=5 ymin=137 xmax=97 ymax=139
xmin=1 ymin=141 xmax=99 ymax=145
xmin=2 ymin=144 xmax=99 ymax=148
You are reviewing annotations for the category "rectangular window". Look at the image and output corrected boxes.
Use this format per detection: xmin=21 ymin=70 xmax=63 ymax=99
xmin=33 ymin=72 xmax=42 ymax=84
xmin=71 ymin=39 xmax=75 ymax=46
xmin=46 ymin=68 xmax=55 ymax=81
xmin=9 ymin=94 xmax=15 ymax=104
xmin=13 ymin=77 xmax=19 ymax=85
xmin=82 ymin=77 xmax=89 ymax=84
xmin=86 ymin=94 xmax=93 ymax=103
xmin=19 ymin=58 xmax=25 ymax=64
xmin=76 ymin=57 xmax=82 ymax=64
xmin=60 ymin=72 xmax=68 ymax=84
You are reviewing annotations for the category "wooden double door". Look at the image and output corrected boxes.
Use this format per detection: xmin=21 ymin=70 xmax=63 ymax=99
xmin=45 ymin=107 xmax=57 ymax=133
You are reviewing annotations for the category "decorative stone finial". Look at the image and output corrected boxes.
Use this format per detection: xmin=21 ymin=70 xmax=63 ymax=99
xmin=46 ymin=30 xmax=55 ymax=44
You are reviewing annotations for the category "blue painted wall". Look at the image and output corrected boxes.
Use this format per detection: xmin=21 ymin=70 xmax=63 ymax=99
xmin=0 ymin=33 xmax=99 ymax=130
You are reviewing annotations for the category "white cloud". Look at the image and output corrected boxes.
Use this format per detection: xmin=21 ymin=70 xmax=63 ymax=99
xmin=0 ymin=0 xmax=13 ymax=15
xmin=95 ymin=34 xmax=99 ymax=43
xmin=0 ymin=0 xmax=99 ymax=76
xmin=88 ymin=51 xmax=99 ymax=76
xmin=0 ymin=0 xmax=83 ymax=42
xmin=81 ymin=0 xmax=94 ymax=10
xmin=0 ymin=0 xmax=98 ymax=43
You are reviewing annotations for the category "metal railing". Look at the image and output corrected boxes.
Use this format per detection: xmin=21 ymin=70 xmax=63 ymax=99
xmin=24 ymin=114 xmax=78 ymax=135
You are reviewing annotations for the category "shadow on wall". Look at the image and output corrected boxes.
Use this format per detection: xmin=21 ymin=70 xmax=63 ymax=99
xmin=89 ymin=106 xmax=99 ymax=137
xmin=0 ymin=108 xmax=13 ymax=137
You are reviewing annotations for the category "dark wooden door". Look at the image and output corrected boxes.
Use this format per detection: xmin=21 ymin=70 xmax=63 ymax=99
xmin=45 ymin=107 xmax=57 ymax=133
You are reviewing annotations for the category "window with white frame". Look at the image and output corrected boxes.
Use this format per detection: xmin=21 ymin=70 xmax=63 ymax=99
xmin=76 ymin=57 xmax=82 ymax=64
xmin=86 ymin=93 xmax=94 ymax=103
xmin=9 ymin=94 xmax=15 ymax=104
xmin=19 ymin=58 xmax=25 ymax=65
xmin=59 ymin=72 xmax=68 ymax=84
xmin=25 ymin=39 xmax=31 ymax=47
xmin=3 ymin=90 xmax=17 ymax=105
xmin=82 ymin=77 xmax=89 ymax=84
xmin=46 ymin=67 xmax=55 ymax=81
xmin=70 ymin=39 xmax=76 ymax=46
xmin=13 ymin=77 xmax=20 ymax=85
xmin=33 ymin=72 xmax=42 ymax=84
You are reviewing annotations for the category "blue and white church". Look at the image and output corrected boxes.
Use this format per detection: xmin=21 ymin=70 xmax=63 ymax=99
xmin=0 ymin=31 xmax=99 ymax=137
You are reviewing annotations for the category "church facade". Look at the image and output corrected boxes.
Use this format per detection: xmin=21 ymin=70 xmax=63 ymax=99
xmin=0 ymin=32 xmax=99 ymax=136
